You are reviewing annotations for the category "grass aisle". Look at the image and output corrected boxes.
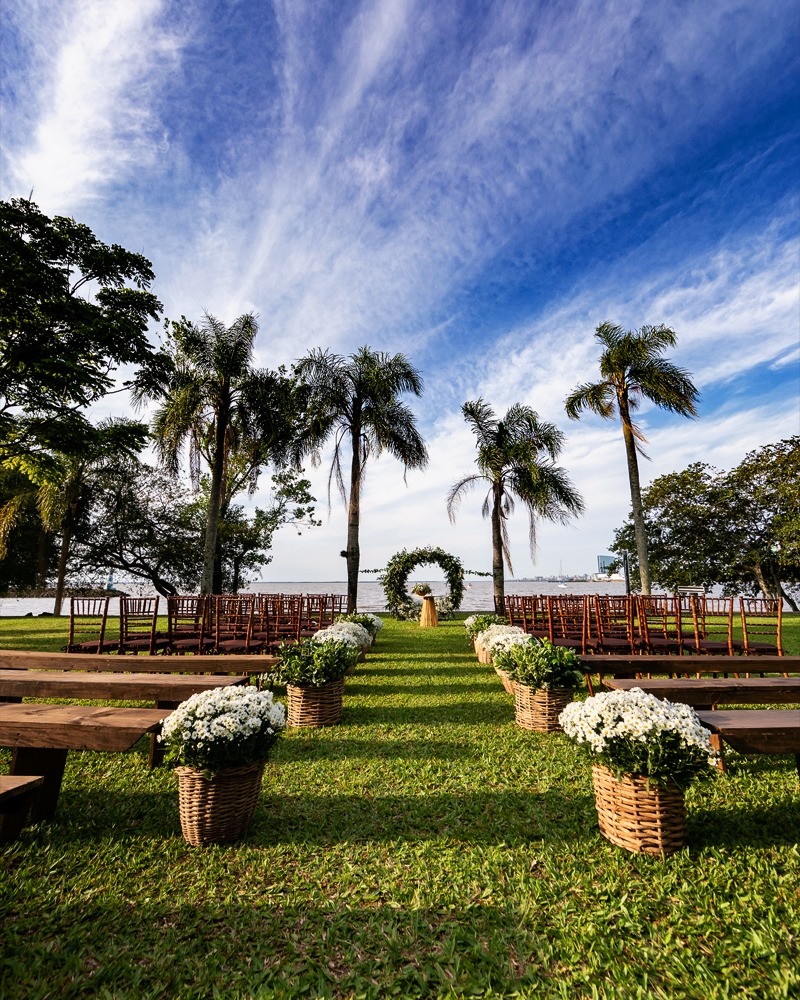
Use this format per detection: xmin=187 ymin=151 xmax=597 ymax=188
xmin=0 ymin=616 xmax=798 ymax=998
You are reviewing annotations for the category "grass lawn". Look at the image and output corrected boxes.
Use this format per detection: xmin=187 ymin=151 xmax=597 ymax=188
xmin=1 ymin=614 xmax=798 ymax=999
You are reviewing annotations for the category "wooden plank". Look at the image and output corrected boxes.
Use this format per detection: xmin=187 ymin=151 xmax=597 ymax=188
xmin=0 ymin=774 xmax=44 ymax=803
xmin=0 ymin=774 xmax=45 ymax=843
xmin=695 ymin=710 xmax=800 ymax=756
xmin=602 ymin=677 xmax=800 ymax=706
xmin=0 ymin=704 xmax=167 ymax=752
xmin=580 ymin=654 xmax=797 ymax=676
xmin=0 ymin=669 xmax=248 ymax=702
xmin=0 ymin=648 xmax=276 ymax=674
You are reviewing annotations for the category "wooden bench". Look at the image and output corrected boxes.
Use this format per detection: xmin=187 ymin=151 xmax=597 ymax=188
xmin=0 ymin=774 xmax=44 ymax=843
xmin=695 ymin=709 xmax=800 ymax=776
xmin=601 ymin=676 xmax=800 ymax=709
xmin=579 ymin=654 xmax=798 ymax=695
xmin=0 ymin=649 xmax=276 ymax=675
xmin=0 ymin=703 xmax=168 ymax=836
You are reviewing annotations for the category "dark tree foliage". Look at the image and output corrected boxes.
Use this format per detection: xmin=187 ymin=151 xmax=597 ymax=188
xmin=610 ymin=438 xmax=799 ymax=608
xmin=0 ymin=468 xmax=55 ymax=593
xmin=0 ymin=197 xmax=170 ymax=459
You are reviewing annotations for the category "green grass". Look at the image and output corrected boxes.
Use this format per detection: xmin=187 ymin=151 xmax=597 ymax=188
xmin=1 ymin=615 xmax=799 ymax=999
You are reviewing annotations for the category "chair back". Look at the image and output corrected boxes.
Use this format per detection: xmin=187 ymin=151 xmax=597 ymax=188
xmin=66 ymin=596 xmax=111 ymax=653
xmin=593 ymin=595 xmax=636 ymax=655
xmin=686 ymin=596 xmax=736 ymax=656
xmin=119 ymin=596 xmax=162 ymax=655
xmin=636 ymin=595 xmax=683 ymax=655
xmin=211 ymin=595 xmax=255 ymax=652
xmin=166 ymin=595 xmax=209 ymax=654
xmin=740 ymin=598 xmax=783 ymax=656
xmin=547 ymin=595 xmax=587 ymax=653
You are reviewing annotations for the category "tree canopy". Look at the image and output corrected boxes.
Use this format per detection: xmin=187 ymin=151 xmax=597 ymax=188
xmin=0 ymin=197 xmax=170 ymax=461
xmin=610 ymin=437 xmax=800 ymax=608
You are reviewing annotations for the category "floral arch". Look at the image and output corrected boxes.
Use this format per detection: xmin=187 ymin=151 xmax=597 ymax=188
xmin=380 ymin=546 xmax=465 ymax=618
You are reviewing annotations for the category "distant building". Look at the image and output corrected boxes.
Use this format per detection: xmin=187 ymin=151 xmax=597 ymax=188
xmin=597 ymin=555 xmax=615 ymax=574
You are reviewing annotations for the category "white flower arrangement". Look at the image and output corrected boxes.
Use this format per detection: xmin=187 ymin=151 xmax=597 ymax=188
xmin=312 ymin=626 xmax=362 ymax=649
xmin=316 ymin=621 xmax=371 ymax=647
xmin=474 ymin=624 xmax=526 ymax=655
xmin=559 ymin=688 xmax=717 ymax=789
xmin=486 ymin=631 xmax=532 ymax=656
xmin=159 ymin=685 xmax=286 ymax=774
xmin=362 ymin=612 xmax=384 ymax=633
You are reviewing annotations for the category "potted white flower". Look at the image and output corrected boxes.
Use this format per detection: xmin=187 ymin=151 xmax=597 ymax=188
xmin=559 ymin=688 xmax=718 ymax=856
xmin=495 ymin=638 xmax=583 ymax=731
xmin=159 ymin=685 xmax=286 ymax=846
xmin=268 ymin=638 xmax=358 ymax=727
xmin=337 ymin=612 xmax=383 ymax=644
xmin=463 ymin=614 xmax=506 ymax=649
xmin=320 ymin=620 xmax=372 ymax=657
xmin=473 ymin=624 xmax=525 ymax=664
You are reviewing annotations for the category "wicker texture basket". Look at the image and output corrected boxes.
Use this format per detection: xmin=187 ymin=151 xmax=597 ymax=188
xmin=175 ymin=761 xmax=264 ymax=846
xmin=287 ymin=678 xmax=344 ymax=727
xmin=495 ymin=667 xmax=515 ymax=696
xmin=514 ymin=685 xmax=572 ymax=731
xmin=476 ymin=645 xmax=493 ymax=665
xmin=592 ymin=764 xmax=687 ymax=856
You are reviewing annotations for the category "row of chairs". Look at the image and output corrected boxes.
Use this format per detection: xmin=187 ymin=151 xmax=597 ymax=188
xmin=66 ymin=593 xmax=347 ymax=656
xmin=504 ymin=594 xmax=784 ymax=657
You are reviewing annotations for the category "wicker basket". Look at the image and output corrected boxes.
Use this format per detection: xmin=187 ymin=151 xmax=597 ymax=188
xmin=175 ymin=762 xmax=264 ymax=847
xmin=286 ymin=678 xmax=344 ymax=727
xmin=476 ymin=645 xmax=493 ymax=665
xmin=495 ymin=667 xmax=515 ymax=696
xmin=514 ymin=685 xmax=573 ymax=731
xmin=592 ymin=764 xmax=687 ymax=857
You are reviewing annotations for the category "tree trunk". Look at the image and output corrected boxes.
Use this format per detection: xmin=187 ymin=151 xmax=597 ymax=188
xmin=345 ymin=422 xmax=362 ymax=614
xmin=200 ymin=392 xmax=230 ymax=595
xmin=491 ymin=482 xmax=505 ymax=615
xmin=53 ymin=513 xmax=74 ymax=616
xmin=36 ymin=529 xmax=51 ymax=589
xmin=619 ymin=398 xmax=651 ymax=595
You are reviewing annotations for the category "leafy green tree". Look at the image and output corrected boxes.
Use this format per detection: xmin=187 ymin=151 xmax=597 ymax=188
xmin=0 ymin=468 xmax=56 ymax=593
xmin=610 ymin=438 xmax=800 ymax=608
xmin=291 ymin=346 xmax=428 ymax=612
xmin=447 ymin=399 xmax=584 ymax=614
xmin=0 ymin=419 xmax=149 ymax=612
xmin=138 ymin=313 xmax=299 ymax=594
xmin=565 ymin=322 xmax=699 ymax=595
xmin=0 ymin=197 xmax=169 ymax=461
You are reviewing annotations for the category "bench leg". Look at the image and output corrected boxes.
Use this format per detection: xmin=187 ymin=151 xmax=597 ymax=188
xmin=709 ymin=733 xmax=726 ymax=773
xmin=11 ymin=747 xmax=68 ymax=822
xmin=0 ymin=788 xmax=40 ymax=843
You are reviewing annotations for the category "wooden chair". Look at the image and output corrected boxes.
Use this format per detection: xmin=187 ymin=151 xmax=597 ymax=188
xmin=505 ymin=595 xmax=526 ymax=630
xmin=65 ymin=597 xmax=115 ymax=654
xmin=166 ymin=595 xmax=212 ymax=655
xmin=211 ymin=595 xmax=258 ymax=654
xmin=548 ymin=595 xmax=588 ymax=653
xmin=684 ymin=597 xmax=741 ymax=657
xmin=118 ymin=596 xmax=168 ymax=655
xmin=593 ymin=595 xmax=637 ymax=656
xmin=636 ymin=595 xmax=683 ymax=656
xmin=740 ymin=598 xmax=784 ymax=657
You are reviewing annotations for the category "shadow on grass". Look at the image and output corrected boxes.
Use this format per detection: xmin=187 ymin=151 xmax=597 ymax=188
xmin=363 ymin=664 xmax=490 ymax=678
xmin=277 ymin=736 xmax=478 ymax=762
xmin=29 ymin=787 xmax=596 ymax=847
xmin=342 ymin=702 xmax=513 ymax=725
xmin=689 ymin=797 xmax=800 ymax=848
xmin=344 ymin=681 xmax=503 ymax=697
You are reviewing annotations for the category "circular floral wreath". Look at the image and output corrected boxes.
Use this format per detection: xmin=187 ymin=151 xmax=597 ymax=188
xmin=380 ymin=546 xmax=465 ymax=618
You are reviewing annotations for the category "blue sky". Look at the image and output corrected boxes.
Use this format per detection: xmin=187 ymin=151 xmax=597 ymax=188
xmin=2 ymin=0 xmax=798 ymax=582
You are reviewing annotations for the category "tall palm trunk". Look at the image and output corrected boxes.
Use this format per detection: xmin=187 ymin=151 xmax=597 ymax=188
xmin=201 ymin=392 xmax=230 ymax=594
xmin=345 ymin=418 xmax=362 ymax=613
xmin=619 ymin=397 xmax=651 ymax=595
xmin=491 ymin=482 xmax=505 ymax=614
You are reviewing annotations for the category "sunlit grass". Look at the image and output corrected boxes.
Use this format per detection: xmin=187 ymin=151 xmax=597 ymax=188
xmin=1 ymin=614 xmax=798 ymax=999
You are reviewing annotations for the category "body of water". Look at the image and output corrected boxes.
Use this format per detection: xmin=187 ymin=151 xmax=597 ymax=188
xmin=0 ymin=579 xmax=628 ymax=616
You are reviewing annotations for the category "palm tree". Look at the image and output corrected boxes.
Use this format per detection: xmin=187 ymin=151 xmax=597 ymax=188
xmin=292 ymin=346 xmax=428 ymax=612
xmin=447 ymin=400 xmax=584 ymax=614
xmin=564 ymin=322 xmax=699 ymax=594
xmin=141 ymin=313 xmax=294 ymax=594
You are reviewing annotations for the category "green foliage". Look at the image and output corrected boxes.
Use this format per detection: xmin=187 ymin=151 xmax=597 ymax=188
xmin=380 ymin=546 xmax=466 ymax=618
xmin=337 ymin=612 xmax=380 ymax=637
xmin=268 ymin=638 xmax=358 ymax=687
xmin=0 ymin=197 xmax=168 ymax=461
xmin=496 ymin=638 xmax=584 ymax=689
xmin=610 ymin=437 xmax=800 ymax=607
xmin=411 ymin=582 xmax=432 ymax=596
